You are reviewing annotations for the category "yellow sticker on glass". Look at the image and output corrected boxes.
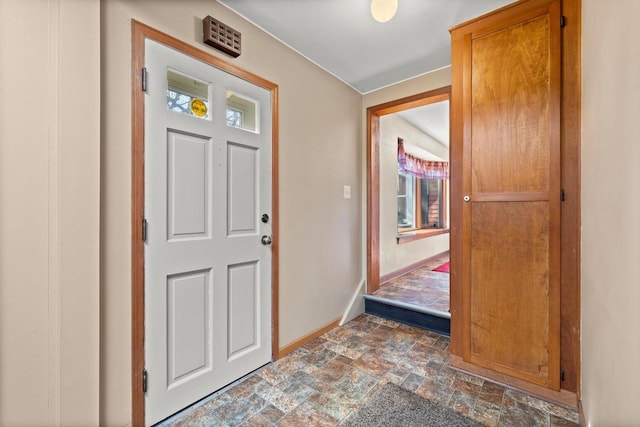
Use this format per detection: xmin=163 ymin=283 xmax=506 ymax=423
xmin=190 ymin=99 xmax=207 ymax=117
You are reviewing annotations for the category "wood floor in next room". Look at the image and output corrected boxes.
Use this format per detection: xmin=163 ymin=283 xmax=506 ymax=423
xmin=160 ymin=314 xmax=578 ymax=427
xmin=374 ymin=252 xmax=450 ymax=313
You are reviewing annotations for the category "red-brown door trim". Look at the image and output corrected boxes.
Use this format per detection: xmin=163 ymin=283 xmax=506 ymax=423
xmin=366 ymin=86 xmax=451 ymax=294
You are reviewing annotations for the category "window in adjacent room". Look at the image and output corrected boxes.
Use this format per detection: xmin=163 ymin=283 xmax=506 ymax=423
xmin=397 ymin=174 xmax=447 ymax=233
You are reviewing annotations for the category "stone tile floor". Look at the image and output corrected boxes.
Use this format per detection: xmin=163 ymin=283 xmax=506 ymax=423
xmin=160 ymin=314 xmax=578 ymax=426
xmin=374 ymin=252 xmax=450 ymax=313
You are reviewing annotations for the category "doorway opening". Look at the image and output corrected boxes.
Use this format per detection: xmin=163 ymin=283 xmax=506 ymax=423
xmin=366 ymin=86 xmax=451 ymax=333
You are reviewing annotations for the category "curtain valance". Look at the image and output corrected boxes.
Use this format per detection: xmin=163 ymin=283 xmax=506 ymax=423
xmin=398 ymin=138 xmax=449 ymax=179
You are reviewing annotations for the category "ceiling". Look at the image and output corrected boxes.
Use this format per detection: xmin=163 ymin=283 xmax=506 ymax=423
xmin=396 ymin=100 xmax=449 ymax=148
xmin=216 ymin=0 xmax=514 ymax=94
xmin=216 ymin=0 xmax=513 ymax=148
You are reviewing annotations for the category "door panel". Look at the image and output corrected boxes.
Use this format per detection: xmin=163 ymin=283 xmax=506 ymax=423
xmin=452 ymin=0 xmax=562 ymax=390
xmin=228 ymin=261 xmax=259 ymax=357
xmin=471 ymin=15 xmax=551 ymax=194
xmin=145 ymin=39 xmax=272 ymax=425
xmin=167 ymin=131 xmax=211 ymax=239
xmin=167 ymin=269 xmax=212 ymax=385
xmin=228 ymin=142 xmax=258 ymax=235
xmin=470 ymin=202 xmax=551 ymax=382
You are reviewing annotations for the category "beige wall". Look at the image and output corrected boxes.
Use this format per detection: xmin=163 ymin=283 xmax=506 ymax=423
xmin=0 ymin=0 xmax=101 ymax=425
xmin=378 ymin=114 xmax=449 ymax=275
xmin=362 ymin=67 xmax=451 ymax=110
xmin=101 ymin=1 xmax=362 ymax=424
xmin=581 ymin=0 xmax=640 ymax=425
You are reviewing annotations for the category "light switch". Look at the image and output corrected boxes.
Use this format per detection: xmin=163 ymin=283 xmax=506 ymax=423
xmin=343 ymin=185 xmax=351 ymax=199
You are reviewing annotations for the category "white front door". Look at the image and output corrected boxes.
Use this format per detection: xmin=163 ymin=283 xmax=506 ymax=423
xmin=144 ymin=39 xmax=272 ymax=425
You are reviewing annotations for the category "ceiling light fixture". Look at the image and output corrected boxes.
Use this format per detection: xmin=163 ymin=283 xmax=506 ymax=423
xmin=371 ymin=0 xmax=398 ymax=23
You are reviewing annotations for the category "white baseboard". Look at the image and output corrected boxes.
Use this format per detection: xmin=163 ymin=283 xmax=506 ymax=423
xmin=340 ymin=278 xmax=366 ymax=326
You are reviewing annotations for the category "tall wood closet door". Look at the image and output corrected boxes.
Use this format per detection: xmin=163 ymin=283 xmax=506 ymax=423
xmin=450 ymin=0 xmax=562 ymax=390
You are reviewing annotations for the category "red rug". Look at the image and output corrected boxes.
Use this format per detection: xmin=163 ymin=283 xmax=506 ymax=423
xmin=432 ymin=261 xmax=450 ymax=273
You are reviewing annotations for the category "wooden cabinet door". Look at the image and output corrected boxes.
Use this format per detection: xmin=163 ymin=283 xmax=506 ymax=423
xmin=450 ymin=0 xmax=562 ymax=390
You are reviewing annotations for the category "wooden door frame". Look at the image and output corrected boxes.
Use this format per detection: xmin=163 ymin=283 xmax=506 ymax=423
xmin=366 ymin=86 xmax=451 ymax=294
xmin=447 ymin=0 xmax=582 ymax=406
xmin=131 ymin=21 xmax=280 ymax=426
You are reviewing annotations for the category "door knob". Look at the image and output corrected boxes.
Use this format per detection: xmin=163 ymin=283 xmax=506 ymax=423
xmin=261 ymin=235 xmax=272 ymax=245
xmin=463 ymin=195 xmax=470 ymax=202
